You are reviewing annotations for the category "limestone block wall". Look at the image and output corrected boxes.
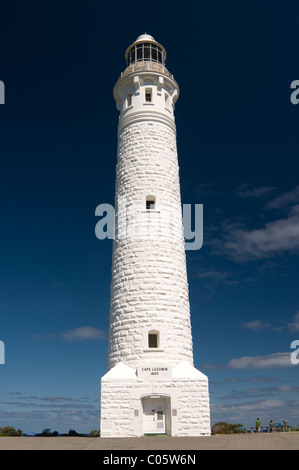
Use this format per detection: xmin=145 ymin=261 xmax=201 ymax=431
xmin=100 ymin=379 xmax=136 ymax=437
xmin=173 ymin=377 xmax=211 ymax=436
xmin=100 ymin=368 xmax=211 ymax=437
xmin=108 ymin=119 xmax=194 ymax=370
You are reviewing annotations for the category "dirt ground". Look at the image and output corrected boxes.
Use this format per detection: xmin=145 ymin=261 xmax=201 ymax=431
xmin=0 ymin=432 xmax=298 ymax=450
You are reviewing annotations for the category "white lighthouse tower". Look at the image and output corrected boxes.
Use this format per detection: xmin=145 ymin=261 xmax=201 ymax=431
xmin=100 ymin=34 xmax=210 ymax=437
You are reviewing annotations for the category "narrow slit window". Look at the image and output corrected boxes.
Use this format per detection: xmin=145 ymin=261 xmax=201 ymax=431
xmin=145 ymin=88 xmax=152 ymax=102
xmin=165 ymin=92 xmax=170 ymax=110
xmin=127 ymin=93 xmax=132 ymax=107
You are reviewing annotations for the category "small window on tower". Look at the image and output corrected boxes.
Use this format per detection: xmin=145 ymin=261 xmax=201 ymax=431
xmin=146 ymin=196 xmax=156 ymax=210
xmin=145 ymin=88 xmax=152 ymax=102
xmin=148 ymin=332 xmax=158 ymax=348
xmin=127 ymin=93 xmax=132 ymax=107
xmin=165 ymin=92 xmax=171 ymax=110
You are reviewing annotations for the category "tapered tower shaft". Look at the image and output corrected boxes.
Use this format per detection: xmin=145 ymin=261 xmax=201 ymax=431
xmin=108 ymin=34 xmax=193 ymax=370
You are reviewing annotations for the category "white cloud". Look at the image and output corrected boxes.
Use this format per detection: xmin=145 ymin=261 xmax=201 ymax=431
xmin=61 ymin=326 xmax=106 ymax=342
xmin=266 ymin=185 xmax=299 ymax=210
xmin=40 ymin=397 xmax=76 ymax=403
xmin=210 ymin=185 xmax=299 ymax=262
xmin=288 ymin=311 xmax=299 ymax=331
xmin=241 ymin=319 xmax=272 ymax=331
xmin=227 ymin=352 xmax=293 ymax=369
xmin=216 ymin=211 xmax=299 ymax=261
xmin=195 ymin=269 xmax=232 ymax=284
xmin=237 ymin=184 xmax=277 ymax=199
xmin=241 ymin=319 xmax=283 ymax=332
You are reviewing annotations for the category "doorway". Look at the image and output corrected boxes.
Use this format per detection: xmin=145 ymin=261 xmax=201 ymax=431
xmin=142 ymin=396 xmax=169 ymax=435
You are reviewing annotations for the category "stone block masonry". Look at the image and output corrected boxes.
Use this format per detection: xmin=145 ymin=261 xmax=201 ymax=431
xmin=101 ymin=362 xmax=210 ymax=437
xmin=108 ymin=119 xmax=194 ymax=370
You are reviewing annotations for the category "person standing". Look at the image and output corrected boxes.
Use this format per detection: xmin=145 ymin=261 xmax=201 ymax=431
xmin=256 ymin=418 xmax=261 ymax=433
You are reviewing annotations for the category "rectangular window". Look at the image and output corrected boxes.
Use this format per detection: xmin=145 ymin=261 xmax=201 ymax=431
xmin=137 ymin=45 xmax=142 ymax=61
xmin=127 ymin=93 xmax=132 ymax=107
xmin=148 ymin=334 xmax=158 ymax=348
xmin=130 ymin=48 xmax=135 ymax=64
xmin=144 ymin=44 xmax=150 ymax=60
xmin=165 ymin=92 xmax=170 ymax=110
xmin=151 ymin=45 xmax=157 ymax=62
xmin=145 ymin=88 xmax=152 ymax=102
xmin=146 ymin=199 xmax=155 ymax=210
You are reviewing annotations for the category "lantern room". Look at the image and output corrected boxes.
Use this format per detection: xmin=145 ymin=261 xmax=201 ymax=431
xmin=125 ymin=34 xmax=166 ymax=66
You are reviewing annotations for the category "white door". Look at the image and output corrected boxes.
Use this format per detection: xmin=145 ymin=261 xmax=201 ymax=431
xmin=143 ymin=398 xmax=166 ymax=434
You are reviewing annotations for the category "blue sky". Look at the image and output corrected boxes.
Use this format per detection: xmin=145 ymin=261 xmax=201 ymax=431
xmin=1 ymin=0 xmax=299 ymax=433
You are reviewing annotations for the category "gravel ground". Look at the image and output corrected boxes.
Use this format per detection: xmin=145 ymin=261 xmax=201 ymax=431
xmin=0 ymin=432 xmax=298 ymax=450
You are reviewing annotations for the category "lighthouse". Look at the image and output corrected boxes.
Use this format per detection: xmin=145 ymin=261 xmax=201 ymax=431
xmin=100 ymin=34 xmax=210 ymax=437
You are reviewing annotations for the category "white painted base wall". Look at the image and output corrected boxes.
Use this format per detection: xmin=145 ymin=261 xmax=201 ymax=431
xmin=100 ymin=361 xmax=211 ymax=437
